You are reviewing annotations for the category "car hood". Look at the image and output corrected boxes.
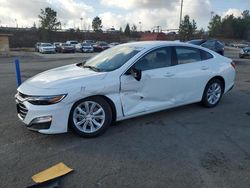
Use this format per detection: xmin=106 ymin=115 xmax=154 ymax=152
xmin=20 ymin=64 xmax=107 ymax=91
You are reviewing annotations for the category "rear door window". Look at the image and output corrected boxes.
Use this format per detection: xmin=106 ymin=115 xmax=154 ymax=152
xmin=175 ymin=47 xmax=202 ymax=64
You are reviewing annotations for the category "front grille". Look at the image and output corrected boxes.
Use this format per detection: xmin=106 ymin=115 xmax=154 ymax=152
xmin=16 ymin=102 xmax=28 ymax=120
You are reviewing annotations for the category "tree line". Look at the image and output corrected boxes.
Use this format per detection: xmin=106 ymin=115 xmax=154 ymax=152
xmin=38 ymin=7 xmax=250 ymax=40
xmin=208 ymin=10 xmax=250 ymax=40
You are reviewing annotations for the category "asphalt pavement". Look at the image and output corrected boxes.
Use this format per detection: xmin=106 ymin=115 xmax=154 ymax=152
xmin=0 ymin=48 xmax=250 ymax=188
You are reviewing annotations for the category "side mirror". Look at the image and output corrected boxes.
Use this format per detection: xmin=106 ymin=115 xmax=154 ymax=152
xmin=130 ymin=67 xmax=142 ymax=81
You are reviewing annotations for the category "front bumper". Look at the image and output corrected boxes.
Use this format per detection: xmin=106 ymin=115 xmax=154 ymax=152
xmin=41 ymin=49 xmax=55 ymax=53
xmin=15 ymin=97 xmax=72 ymax=134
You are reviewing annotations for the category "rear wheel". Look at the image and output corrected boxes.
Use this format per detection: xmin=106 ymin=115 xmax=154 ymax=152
xmin=202 ymin=79 xmax=223 ymax=108
xmin=69 ymin=97 xmax=112 ymax=137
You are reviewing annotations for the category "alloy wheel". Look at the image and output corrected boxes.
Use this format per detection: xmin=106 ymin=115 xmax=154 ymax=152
xmin=73 ymin=101 xmax=105 ymax=133
xmin=207 ymin=82 xmax=222 ymax=105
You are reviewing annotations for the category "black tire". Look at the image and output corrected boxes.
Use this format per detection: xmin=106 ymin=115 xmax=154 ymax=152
xmin=202 ymin=79 xmax=224 ymax=108
xmin=69 ymin=96 xmax=112 ymax=138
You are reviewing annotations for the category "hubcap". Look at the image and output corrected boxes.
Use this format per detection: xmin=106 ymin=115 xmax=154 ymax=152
xmin=207 ymin=83 xmax=222 ymax=105
xmin=73 ymin=101 xmax=105 ymax=133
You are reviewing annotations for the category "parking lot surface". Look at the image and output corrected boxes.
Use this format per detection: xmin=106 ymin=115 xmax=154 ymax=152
xmin=0 ymin=49 xmax=250 ymax=187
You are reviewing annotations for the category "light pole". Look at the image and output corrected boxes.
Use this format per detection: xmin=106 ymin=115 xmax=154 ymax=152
xmin=179 ymin=0 xmax=184 ymax=30
xmin=210 ymin=11 xmax=214 ymax=20
xmin=139 ymin=21 xmax=142 ymax=32
xmin=80 ymin=17 xmax=83 ymax=31
xmin=14 ymin=19 xmax=18 ymax=28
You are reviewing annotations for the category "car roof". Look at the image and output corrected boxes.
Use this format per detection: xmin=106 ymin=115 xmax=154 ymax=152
xmin=120 ymin=41 xmax=200 ymax=49
xmin=41 ymin=43 xmax=52 ymax=45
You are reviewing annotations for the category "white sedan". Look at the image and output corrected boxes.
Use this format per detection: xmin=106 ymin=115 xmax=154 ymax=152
xmin=38 ymin=43 xmax=56 ymax=54
xmin=15 ymin=41 xmax=236 ymax=137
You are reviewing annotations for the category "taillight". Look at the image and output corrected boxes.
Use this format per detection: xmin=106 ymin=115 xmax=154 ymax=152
xmin=231 ymin=61 xmax=236 ymax=69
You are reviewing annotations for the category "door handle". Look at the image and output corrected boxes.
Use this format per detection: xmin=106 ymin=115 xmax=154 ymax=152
xmin=201 ymin=66 xmax=209 ymax=70
xmin=164 ymin=72 xmax=175 ymax=77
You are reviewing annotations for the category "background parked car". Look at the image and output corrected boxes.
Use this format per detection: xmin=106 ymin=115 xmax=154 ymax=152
xmin=93 ymin=41 xmax=110 ymax=52
xmin=187 ymin=39 xmax=206 ymax=46
xmin=109 ymin=42 xmax=120 ymax=48
xmin=83 ymin=40 xmax=95 ymax=45
xmin=53 ymin=42 xmax=61 ymax=52
xmin=66 ymin=40 xmax=78 ymax=48
xmin=38 ymin=43 xmax=55 ymax=54
xmin=35 ymin=42 xmax=41 ymax=52
xmin=75 ymin=42 xmax=94 ymax=53
xmin=58 ymin=43 xmax=75 ymax=53
xmin=201 ymin=39 xmax=225 ymax=55
xmin=239 ymin=47 xmax=250 ymax=58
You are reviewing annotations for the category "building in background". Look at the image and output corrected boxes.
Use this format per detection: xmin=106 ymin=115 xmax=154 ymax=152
xmin=140 ymin=32 xmax=167 ymax=41
xmin=0 ymin=33 xmax=12 ymax=55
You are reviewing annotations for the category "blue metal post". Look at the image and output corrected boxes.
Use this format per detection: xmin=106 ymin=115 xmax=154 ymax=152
xmin=14 ymin=58 xmax=22 ymax=87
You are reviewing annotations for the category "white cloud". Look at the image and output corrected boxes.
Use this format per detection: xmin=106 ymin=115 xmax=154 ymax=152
xmin=100 ymin=0 xmax=212 ymax=31
xmin=0 ymin=0 xmax=93 ymax=28
xmin=100 ymin=0 xmax=176 ymax=10
xmin=0 ymin=0 xmax=212 ymax=30
xmin=222 ymin=8 xmax=243 ymax=18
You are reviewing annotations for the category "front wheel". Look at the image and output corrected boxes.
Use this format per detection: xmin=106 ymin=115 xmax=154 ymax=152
xmin=69 ymin=97 xmax=112 ymax=137
xmin=202 ymin=79 xmax=223 ymax=108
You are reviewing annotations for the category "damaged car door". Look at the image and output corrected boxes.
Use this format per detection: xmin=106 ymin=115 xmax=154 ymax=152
xmin=120 ymin=47 xmax=177 ymax=116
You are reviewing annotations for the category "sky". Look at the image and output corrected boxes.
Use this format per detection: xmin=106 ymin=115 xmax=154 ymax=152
xmin=0 ymin=0 xmax=249 ymax=31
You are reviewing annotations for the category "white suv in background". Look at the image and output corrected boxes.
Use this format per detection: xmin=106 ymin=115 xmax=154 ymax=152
xmin=66 ymin=40 xmax=78 ymax=48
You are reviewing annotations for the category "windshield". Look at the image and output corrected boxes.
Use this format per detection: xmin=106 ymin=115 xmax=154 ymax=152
xmin=83 ymin=45 xmax=141 ymax=72
xmin=99 ymin=43 xmax=108 ymax=46
xmin=62 ymin=43 xmax=71 ymax=46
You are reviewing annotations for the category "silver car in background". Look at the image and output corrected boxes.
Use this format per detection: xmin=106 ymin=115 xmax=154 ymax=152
xmin=38 ymin=43 xmax=56 ymax=54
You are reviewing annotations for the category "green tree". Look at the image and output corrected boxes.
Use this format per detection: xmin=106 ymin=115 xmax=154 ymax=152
xmin=179 ymin=15 xmax=197 ymax=41
xmin=124 ymin=24 xmax=130 ymax=37
xmin=241 ymin=10 xmax=250 ymax=39
xmin=38 ymin=7 xmax=61 ymax=30
xmin=92 ymin=16 xmax=102 ymax=32
xmin=221 ymin=14 xmax=235 ymax=38
xmin=208 ymin=14 xmax=222 ymax=37
xmin=119 ymin=27 xmax=123 ymax=33
xmin=131 ymin=24 xmax=137 ymax=32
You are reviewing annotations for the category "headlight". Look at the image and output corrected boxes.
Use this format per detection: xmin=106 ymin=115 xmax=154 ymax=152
xmin=27 ymin=94 xmax=67 ymax=105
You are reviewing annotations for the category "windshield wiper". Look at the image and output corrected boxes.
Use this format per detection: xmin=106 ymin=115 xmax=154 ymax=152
xmin=82 ymin=65 xmax=102 ymax=72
